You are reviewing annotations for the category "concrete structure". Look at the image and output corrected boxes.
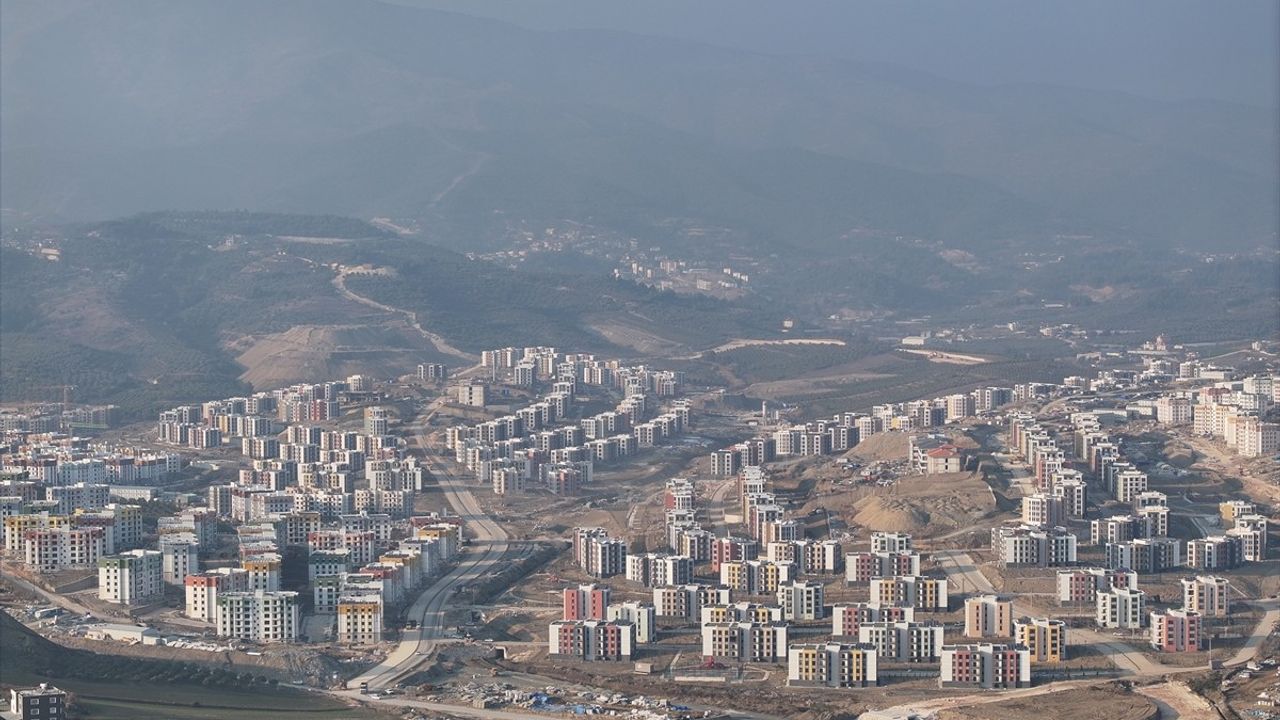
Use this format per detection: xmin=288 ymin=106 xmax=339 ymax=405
xmin=856 ymin=621 xmax=944 ymax=662
xmin=1014 ymin=617 xmax=1066 ymax=663
xmin=97 ymin=549 xmax=162 ymax=605
xmin=700 ymin=621 xmax=788 ymax=663
xmin=964 ymin=595 xmax=1013 ymax=638
xmin=1181 ymin=575 xmax=1230 ymax=617
xmin=1150 ymin=609 xmax=1201 ymax=653
xmin=216 ymin=590 xmax=300 ymax=642
xmin=776 ymin=580 xmax=826 ymax=621
xmin=939 ymin=644 xmax=1030 ymax=689
xmin=563 ymin=583 xmax=611 ymax=620
xmin=606 ymin=601 xmax=656 ymax=643
xmin=1096 ymin=586 xmax=1146 ymax=629
xmin=870 ymin=575 xmax=948 ymax=610
xmin=9 ymin=685 xmax=67 ymax=720
xmin=548 ymin=619 xmax=635 ymax=661
xmin=787 ymin=643 xmax=878 ymax=688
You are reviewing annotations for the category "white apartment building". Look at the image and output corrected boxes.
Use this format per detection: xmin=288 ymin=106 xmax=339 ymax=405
xmin=1181 ymin=575 xmax=1230 ymax=617
xmin=776 ymin=581 xmax=826 ymax=621
xmin=98 ymin=549 xmax=163 ymax=605
xmin=1096 ymin=586 xmax=1146 ymax=629
xmin=216 ymin=590 xmax=300 ymax=642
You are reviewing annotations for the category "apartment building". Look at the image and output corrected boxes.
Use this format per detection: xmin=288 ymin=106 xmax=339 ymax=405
xmin=700 ymin=622 xmax=788 ymax=663
xmin=1181 ymin=576 xmax=1230 ymax=617
xmin=1021 ymin=494 xmax=1065 ymax=528
xmin=97 ymin=549 xmax=163 ymax=605
xmin=184 ymin=568 xmax=250 ymax=622
xmin=159 ymin=536 xmax=199 ymax=585
xmin=870 ymin=576 xmax=948 ymax=611
xmin=720 ymin=559 xmax=794 ymax=595
xmin=21 ymin=526 xmax=105 ymax=572
xmin=939 ymin=644 xmax=1030 ymax=689
xmin=336 ymin=593 xmax=383 ymax=644
xmin=776 ymin=581 xmax=826 ymax=621
xmin=787 ymin=643 xmax=878 ymax=688
xmin=652 ymin=584 xmax=732 ymax=620
xmin=870 ymin=532 xmax=913 ymax=554
xmin=1014 ymin=617 xmax=1066 ymax=663
xmin=1187 ymin=535 xmax=1245 ymax=571
xmin=700 ymin=602 xmax=784 ymax=625
xmin=216 ymin=590 xmax=300 ymax=642
xmin=856 ymin=621 xmax=944 ymax=662
xmin=991 ymin=525 xmax=1077 ymax=568
xmin=831 ymin=603 xmax=914 ymax=638
xmin=963 ymin=595 xmax=1013 ymax=638
xmin=548 ymin=620 xmax=635 ymax=661
xmin=563 ymin=584 xmax=611 ymax=621
xmin=606 ymin=602 xmax=656 ymax=643
xmin=1096 ymin=587 xmax=1147 ymax=629
xmin=845 ymin=551 xmax=920 ymax=582
xmin=1105 ymin=537 xmax=1182 ymax=573
xmin=1150 ymin=610 xmax=1201 ymax=653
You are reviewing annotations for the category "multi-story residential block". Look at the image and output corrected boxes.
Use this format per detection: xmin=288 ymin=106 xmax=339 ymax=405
xmin=990 ymin=525 xmax=1077 ymax=568
xmin=845 ymin=551 xmax=920 ymax=582
xmin=548 ymin=621 xmax=636 ymax=661
xmin=856 ymin=621 xmax=944 ymax=662
xmin=787 ymin=643 xmax=878 ymax=688
xmin=1096 ymin=586 xmax=1146 ymax=629
xmin=1090 ymin=514 xmax=1151 ymax=545
xmin=8 ymin=684 xmax=68 ymax=720
xmin=700 ymin=622 xmax=788 ymax=663
xmin=1137 ymin=505 xmax=1170 ymax=538
xmin=1219 ymin=500 xmax=1256 ymax=526
xmin=710 ymin=535 xmax=759 ymax=572
xmin=1155 ymin=396 xmax=1192 ymax=425
xmin=1021 ymin=494 xmax=1065 ymax=528
xmin=98 ymin=549 xmax=163 ymax=605
xmin=1181 ymin=576 xmax=1230 ymax=617
xmin=1229 ymin=514 xmax=1268 ymax=561
xmin=336 ymin=593 xmax=383 ymax=644
xmin=776 ymin=580 xmax=826 ymax=621
xmin=963 ymin=595 xmax=1013 ymax=638
xmin=625 ymin=553 xmax=694 ymax=588
xmin=606 ymin=601 xmax=656 ymax=643
xmin=800 ymin=539 xmax=843 ymax=574
xmin=700 ymin=602 xmax=784 ymax=625
xmin=870 ymin=576 xmax=948 ymax=610
xmin=216 ymin=590 xmax=300 ymax=642
xmin=939 ymin=644 xmax=1030 ymax=689
xmin=1105 ymin=536 xmax=1182 ymax=573
xmin=1150 ymin=610 xmax=1201 ymax=653
xmin=870 ymin=532 xmax=913 ymax=554
xmin=1113 ymin=469 xmax=1149 ymax=503
xmin=159 ymin=536 xmax=199 ymax=585
xmin=21 ymin=526 xmax=104 ymax=572
xmin=1051 ymin=473 xmax=1088 ymax=518
xmin=563 ymin=584 xmax=611 ymax=620
xmin=1014 ymin=617 xmax=1066 ymax=663
xmin=652 ymin=584 xmax=732 ymax=620
xmin=574 ymin=529 xmax=627 ymax=578
xmin=720 ymin=559 xmax=794 ymax=595
xmin=1187 ymin=535 xmax=1245 ymax=570
xmin=831 ymin=603 xmax=914 ymax=638
xmin=184 ymin=568 xmax=250 ymax=622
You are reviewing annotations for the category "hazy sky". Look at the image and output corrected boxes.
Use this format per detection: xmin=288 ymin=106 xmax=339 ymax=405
xmin=394 ymin=0 xmax=1279 ymax=107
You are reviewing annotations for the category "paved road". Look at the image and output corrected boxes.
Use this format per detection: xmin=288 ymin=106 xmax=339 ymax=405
xmin=1227 ymin=597 xmax=1280 ymax=666
xmin=348 ymin=438 xmax=509 ymax=691
xmin=932 ymin=550 xmax=996 ymax=595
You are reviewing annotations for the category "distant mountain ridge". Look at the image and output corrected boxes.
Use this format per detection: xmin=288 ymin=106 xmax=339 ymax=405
xmin=2 ymin=0 xmax=1275 ymax=251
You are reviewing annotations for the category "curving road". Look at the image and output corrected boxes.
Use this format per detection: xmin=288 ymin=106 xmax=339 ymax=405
xmin=349 ymin=437 xmax=509 ymax=691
